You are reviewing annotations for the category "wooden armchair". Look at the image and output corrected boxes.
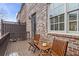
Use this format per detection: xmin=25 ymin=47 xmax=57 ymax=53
xmin=50 ymin=39 xmax=68 ymax=56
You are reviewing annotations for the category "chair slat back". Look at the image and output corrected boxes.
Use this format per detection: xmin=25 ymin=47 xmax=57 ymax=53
xmin=52 ymin=39 xmax=68 ymax=56
xmin=34 ymin=34 xmax=40 ymax=42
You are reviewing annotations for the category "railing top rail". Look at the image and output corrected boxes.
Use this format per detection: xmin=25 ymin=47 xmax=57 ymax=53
xmin=0 ymin=32 xmax=10 ymax=40
xmin=3 ymin=21 xmax=18 ymax=24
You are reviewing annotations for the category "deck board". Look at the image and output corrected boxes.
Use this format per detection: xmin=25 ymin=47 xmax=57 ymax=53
xmin=5 ymin=40 xmax=39 ymax=56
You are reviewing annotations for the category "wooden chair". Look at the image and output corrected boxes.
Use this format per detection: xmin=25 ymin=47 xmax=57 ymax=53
xmin=33 ymin=34 xmax=40 ymax=43
xmin=50 ymin=39 xmax=68 ymax=56
xmin=28 ymin=34 xmax=40 ymax=53
xmin=28 ymin=41 xmax=40 ymax=53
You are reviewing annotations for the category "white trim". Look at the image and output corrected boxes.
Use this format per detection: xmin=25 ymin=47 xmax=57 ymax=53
xmin=58 ymin=15 xmax=59 ymax=30
xmin=78 ymin=10 xmax=79 ymax=31
xmin=64 ymin=3 xmax=68 ymax=33
xmin=68 ymin=11 xmax=78 ymax=32
xmin=48 ymin=4 xmax=51 ymax=32
xmin=48 ymin=30 xmax=66 ymax=33
xmin=49 ymin=14 xmax=65 ymax=31
xmin=48 ymin=32 xmax=79 ymax=37
xmin=77 ymin=10 xmax=78 ymax=32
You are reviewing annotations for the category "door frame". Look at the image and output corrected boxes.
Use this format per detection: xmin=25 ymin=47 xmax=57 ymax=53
xmin=31 ymin=13 xmax=36 ymax=38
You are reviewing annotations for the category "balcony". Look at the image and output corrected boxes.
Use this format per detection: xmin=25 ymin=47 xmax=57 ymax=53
xmin=5 ymin=40 xmax=39 ymax=56
xmin=0 ymin=33 xmax=69 ymax=56
xmin=0 ymin=32 xmax=39 ymax=56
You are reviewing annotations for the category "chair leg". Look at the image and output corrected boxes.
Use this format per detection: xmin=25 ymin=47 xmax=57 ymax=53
xmin=38 ymin=49 xmax=42 ymax=56
xmin=28 ymin=45 xmax=31 ymax=51
xmin=34 ymin=47 xmax=39 ymax=53
xmin=39 ymin=49 xmax=51 ymax=56
xmin=33 ymin=48 xmax=36 ymax=53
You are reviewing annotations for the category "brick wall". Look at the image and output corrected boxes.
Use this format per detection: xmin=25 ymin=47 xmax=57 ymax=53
xmin=17 ymin=4 xmax=27 ymax=24
xmin=19 ymin=3 xmax=79 ymax=56
xmin=48 ymin=33 xmax=79 ymax=56
xmin=26 ymin=3 xmax=48 ymax=39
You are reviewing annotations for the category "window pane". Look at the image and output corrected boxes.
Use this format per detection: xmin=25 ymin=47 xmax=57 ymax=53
xmin=51 ymin=25 xmax=54 ymax=30
xmin=69 ymin=12 xmax=77 ymax=21
xmin=52 ymin=3 xmax=64 ymax=16
xmin=69 ymin=21 xmax=77 ymax=31
xmin=53 ymin=3 xmax=64 ymax=8
xmin=67 ymin=3 xmax=79 ymax=11
xmin=59 ymin=14 xmax=64 ymax=22
xmin=55 ymin=24 xmax=58 ymax=30
xmin=55 ymin=16 xmax=58 ymax=23
xmin=50 ymin=17 xmax=55 ymax=23
xmin=59 ymin=23 xmax=64 ymax=30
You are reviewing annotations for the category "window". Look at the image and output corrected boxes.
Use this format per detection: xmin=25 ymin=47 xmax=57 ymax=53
xmin=50 ymin=16 xmax=59 ymax=30
xmin=50 ymin=14 xmax=64 ymax=31
xmin=50 ymin=17 xmax=55 ymax=30
xmin=59 ymin=14 xmax=64 ymax=30
xmin=50 ymin=3 xmax=64 ymax=17
xmin=54 ymin=16 xmax=58 ymax=30
xmin=67 ymin=3 xmax=79 ymax=12
xmin=68 ymin=11 xmax=77 ymax=31
xmin=49 ymin=3 xmax=79 ymax=34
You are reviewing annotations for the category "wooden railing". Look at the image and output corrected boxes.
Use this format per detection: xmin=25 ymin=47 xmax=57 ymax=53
xmin=0 ymin=32 xmax=10 ymax=56
xmin=10 ymin=33 xmax=26 ymax=41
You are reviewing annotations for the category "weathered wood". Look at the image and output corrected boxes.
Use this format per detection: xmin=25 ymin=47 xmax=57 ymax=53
xmin=33 ymin=34 xmax=40 ymax=42
xmin=1 ymin=20 xmax=26 ymax=41
xmin=0 ymin=32 xmax=10 ymax=56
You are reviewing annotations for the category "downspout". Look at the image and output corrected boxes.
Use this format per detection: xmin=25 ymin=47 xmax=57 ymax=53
xmin=46 ymin=3 xmax=48 ymax=33
xmin=46 ymin=3 xmax=50 ymax=35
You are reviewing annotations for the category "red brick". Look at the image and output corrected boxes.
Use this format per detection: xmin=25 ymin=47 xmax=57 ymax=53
xmin=68 ymin=47 xmax=74 ymax=52
xmin=66 ymin=51 xmax=74 ymax=56
xmin=73 ymin=48 xmax=78 ymax=54
xmin=73 ymin=42 xmax=79 ymax=46
xmin=77 ymin=46 xmax=79 ymax=49
xmin=70 ymin=39 xmax=76 ymax=42
xmin=78 ymin=51 xmax=79 ymax=55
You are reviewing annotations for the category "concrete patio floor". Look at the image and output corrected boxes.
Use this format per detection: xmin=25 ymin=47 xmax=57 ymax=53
xmin=5 ymin=40 xmax=39 ymax=56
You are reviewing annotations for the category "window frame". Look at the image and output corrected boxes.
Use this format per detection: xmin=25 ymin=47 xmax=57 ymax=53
xmin=58 ymin=14 xmax=64 ymax=30
xmin=50 ymin=14 xmax=65 ymax=32
xmin=68 ymin=10 xmax=79 ymax=33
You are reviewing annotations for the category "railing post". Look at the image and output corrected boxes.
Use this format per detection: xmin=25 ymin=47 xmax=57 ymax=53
xmin=1 ymin=19 xmax=4 ymax=36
